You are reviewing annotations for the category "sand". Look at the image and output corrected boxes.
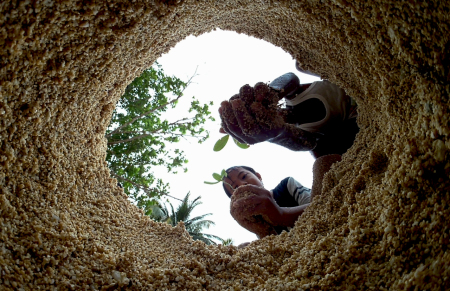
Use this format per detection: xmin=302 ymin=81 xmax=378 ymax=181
xmin=1 ymin=0 xmax=449 ymax=289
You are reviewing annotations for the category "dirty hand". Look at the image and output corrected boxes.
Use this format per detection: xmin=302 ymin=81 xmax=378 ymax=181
xmin=219 ymin=82 xmax=319 ymax=151
xmin=230 ymin=185 xmax=283 ymax=238
xmin=219 ymin=82 xmax=287 ymax=145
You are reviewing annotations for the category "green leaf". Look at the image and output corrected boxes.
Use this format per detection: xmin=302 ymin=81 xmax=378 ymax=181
xmin=212 ymin=173 xmax=222 ymax=181
xmin=213 ymin=135 xmax=229 ymax=152
xmin=221 ymin=169 xmax=227 ymax=178
xmin=233 ymin=138 xmax=250 ymax=149
xmin=204 ymin=181 xmax=219 ymax=185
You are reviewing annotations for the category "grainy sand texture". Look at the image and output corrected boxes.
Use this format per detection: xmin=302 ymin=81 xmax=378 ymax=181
xmin=1 ymin=0 xmax=449 ymax=290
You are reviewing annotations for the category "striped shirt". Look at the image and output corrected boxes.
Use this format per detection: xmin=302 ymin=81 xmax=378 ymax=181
xmin=271 ymin=177 xmax=311 ymax=207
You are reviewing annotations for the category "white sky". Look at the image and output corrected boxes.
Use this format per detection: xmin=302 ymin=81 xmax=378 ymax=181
xmin=152 ymin=29 xmax=320 ymax=245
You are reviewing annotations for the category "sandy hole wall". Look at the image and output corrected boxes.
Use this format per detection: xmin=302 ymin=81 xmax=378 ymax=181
xmin=0 ymin=0 xmax=449 ymax=289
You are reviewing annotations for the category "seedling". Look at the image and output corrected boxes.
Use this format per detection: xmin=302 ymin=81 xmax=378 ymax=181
xmin=213 ymin=134 xmax=249 ymax=152
xmin=204 ymin=169 xmax=232 ymax=189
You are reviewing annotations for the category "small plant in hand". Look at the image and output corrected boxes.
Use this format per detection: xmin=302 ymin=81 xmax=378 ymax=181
xmin=214 ymin=81 xmax=288 ymax=152
xmin=204 ymin=169 xmax=233 ymax=188
xmin=213 ymin=134 xmax=249 ymax=152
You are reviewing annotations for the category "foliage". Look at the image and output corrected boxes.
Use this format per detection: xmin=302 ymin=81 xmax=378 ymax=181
xmin=204 ymin=169 xmax=227 ymax=185
xmin=213 ymin=134 xmax=249 ymax=151
xmin=148 ymin=192 xmax=224 ymax=245
xmin=146 ymin=204 xmax=169 ymax=222
xmin=220 ymin=238 xmax=234 ymax=246
xmin=204 ymin=169 xmax=235 ymax=192
xmin=106 ymin=63 xmax=214 ymax=212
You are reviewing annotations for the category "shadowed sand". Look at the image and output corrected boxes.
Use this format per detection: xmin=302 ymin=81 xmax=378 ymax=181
xmin=0 ymin=0 xmax=449 ymax=289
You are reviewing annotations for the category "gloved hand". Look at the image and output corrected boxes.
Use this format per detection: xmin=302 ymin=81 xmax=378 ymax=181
xmin=218 ymin=82 xmax=319 ymax=151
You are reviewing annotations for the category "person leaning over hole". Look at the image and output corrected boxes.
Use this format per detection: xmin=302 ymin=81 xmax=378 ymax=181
xmin=223 ymin=154 xmax=341 ymax=247
xmin=218 ymin=62 xmax=358 ymax=159
xmin=218 ymin=63 xmax=356 ymax=246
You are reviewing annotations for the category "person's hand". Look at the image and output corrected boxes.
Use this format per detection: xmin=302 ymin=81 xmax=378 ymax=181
xmin=231 ymin=184 xmax=284 ymax=225
xmin=230 ymin=185 xmax=283 ymax=238
xmin=218 ymin=82 xmax=319 ymax=151
xmin=218 ymin=82 xmax=286 ymax=145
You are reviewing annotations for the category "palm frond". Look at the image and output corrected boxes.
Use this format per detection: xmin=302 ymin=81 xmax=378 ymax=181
xmin=190 ymin=232 xmax=223 ymax=245
xmin=168 ymin=202 xmax=177 ymax=226
xmin=147 ymin=204 xmax=168 ymax=222
xmin=186 ymin=220 xmax=215 ymax=234
xmin=156 ymin=192 xmax=225 ymax=244
xmin=221 ymin=238 xmax=234 ymax=246
xmin=183 ymin=214 xmax=214 ymax=228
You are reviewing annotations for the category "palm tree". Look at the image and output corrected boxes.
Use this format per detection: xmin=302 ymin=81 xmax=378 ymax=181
xmin=220 ymin=238 xmax=234 ymax=246
xmin=148 ymin=192 xmax=223 ymax=245
xmin=146 ymin=203 xmax=169 ymax=222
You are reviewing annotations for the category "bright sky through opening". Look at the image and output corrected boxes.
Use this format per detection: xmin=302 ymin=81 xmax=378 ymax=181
xmin=153 ymin=29 xmax=320 ymax=245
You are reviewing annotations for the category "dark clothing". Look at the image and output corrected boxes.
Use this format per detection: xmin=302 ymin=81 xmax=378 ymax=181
xmin=272 ymin=177 xmax=311 ymax=207
xmin=271 ymin=177 xmax=311 ymax=234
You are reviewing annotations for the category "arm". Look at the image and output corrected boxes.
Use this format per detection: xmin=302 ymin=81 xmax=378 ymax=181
xmin=267 ymin=125 xmax=319 ymax=152
xmin=311 ymin=154 xmax=342 ymax=201
xmin=276 ymin=203 xmax=310 ymax=228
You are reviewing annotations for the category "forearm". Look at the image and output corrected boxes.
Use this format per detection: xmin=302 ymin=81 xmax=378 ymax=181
xmin=268 ymin=124 xmax=318 ymax=151
xmin=311 ymin=154 xmax=342 ymax=201
xmin=277 ymin=204 xmax=310 ymax=228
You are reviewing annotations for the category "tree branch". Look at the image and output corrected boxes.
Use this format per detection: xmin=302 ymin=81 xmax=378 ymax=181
xmin=107 ymin=118 xmax=192 ymax=145
xmin=110 ymin=118 xmax=194 ymax=137
xmin=106 ymin=98 xmax=181 ymax=138
xmin=106 ymin=67 xmax=198 ymax=138
xmin=108 ymin=133 xmax=155 ymax=145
